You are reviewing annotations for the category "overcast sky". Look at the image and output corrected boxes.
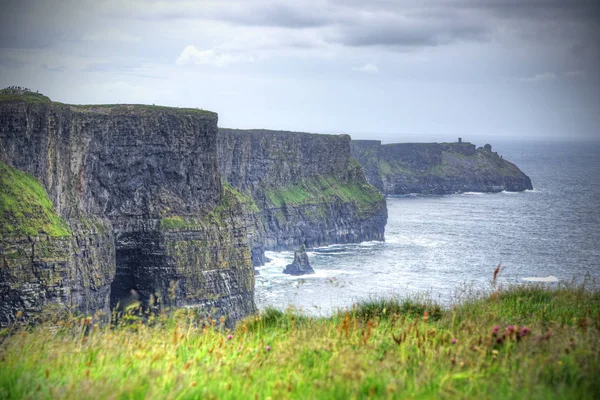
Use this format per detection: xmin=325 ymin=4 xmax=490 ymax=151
xmin=0 ymin=0 xmax=599 ymax=142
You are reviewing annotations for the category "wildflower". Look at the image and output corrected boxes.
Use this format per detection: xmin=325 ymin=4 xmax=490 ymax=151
xmin=507 ymin=325 xmax=515 ymax=333
xmin=492 ymin=325 xmax=500 ymax=336
xmin=266 ymin=345 xmax=271 ymax=352
xmin=451 ymin=338 xmax=457 ymax=344
xmin=227 ymin=334 xmax=233 ymax=340
xmin=520 ymin=327 xmax=531 ymax=337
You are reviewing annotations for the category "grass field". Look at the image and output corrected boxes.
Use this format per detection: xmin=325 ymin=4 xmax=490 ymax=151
xmin=1 ymin=280 xmax=599 ymax=399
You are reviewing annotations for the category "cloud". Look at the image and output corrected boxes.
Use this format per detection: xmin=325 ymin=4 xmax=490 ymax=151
xmin=212 ymin=3 xmax=334 ymax=28
xmin=326 ymin=8 xmax=490 ymax=49
xmin=565 ymin=70 xmax=586 ymax=78
xmin=83 ymin=28 xmax=141 ymax=43
xmin=175 ymin=45 xmax=254 ymax=67
xmin=519 ymin=72 xmax=558 ymax=82
xmin=353 ymin=63 xmax=379 ymax=73
xmin=41 ymin=64 xmax=67 ymax=72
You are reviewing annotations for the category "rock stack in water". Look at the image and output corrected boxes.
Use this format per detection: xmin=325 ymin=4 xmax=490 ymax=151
xmin=283 ymin=245 xmax=315 ymax=276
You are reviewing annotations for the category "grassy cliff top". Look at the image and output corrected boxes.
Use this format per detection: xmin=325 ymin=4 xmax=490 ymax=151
xmin=0 ymin=88 xmax=51 ymax=104
xmin=219 ymin=128 xmax=349 ymax=140
xmin=0 ymin=161 xmax=71 ymax=238
xmin=0 ymin=88 xmax=216 ymax=117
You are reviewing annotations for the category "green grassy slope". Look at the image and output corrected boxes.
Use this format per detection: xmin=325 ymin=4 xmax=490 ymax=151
xmin=1 ymin=282 xmax=598 ymax=399
xmin=0 ymin=161 xmax=71 ymax=237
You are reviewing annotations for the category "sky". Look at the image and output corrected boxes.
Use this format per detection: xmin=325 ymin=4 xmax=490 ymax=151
xmin=0 ymin=0 xmax=599 ymax=142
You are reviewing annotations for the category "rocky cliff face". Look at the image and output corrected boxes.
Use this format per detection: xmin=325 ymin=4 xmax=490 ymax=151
xmin=0 ymin=91 xmax=255 ymax=327
xmin=218 ymin=129 xmax=387 ymax=264
xmin=351 ymin=140 xmax=533 ymax=195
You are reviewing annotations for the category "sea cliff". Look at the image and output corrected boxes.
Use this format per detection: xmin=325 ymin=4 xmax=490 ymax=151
xmin=218 ymin=129 xmax=387 ymax=265
xmin=0 ymin=90 xmax=255 ymax=327
xmin=351 ymin=140 xmax=533 ymax=195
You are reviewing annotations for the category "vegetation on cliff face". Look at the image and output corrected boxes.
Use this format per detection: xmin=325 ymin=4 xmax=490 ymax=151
xmin=0 ymin=161 xmax=71 ymax=237
xmin=158 ymin=183 xmax=259 ymax=231
xmin=0 ymin=282 xmax=598 ymax=399
xmin=263 ymin=161 xmax=384 ymax=213
xmin=264 ymin=176 xmax=383 ymax=213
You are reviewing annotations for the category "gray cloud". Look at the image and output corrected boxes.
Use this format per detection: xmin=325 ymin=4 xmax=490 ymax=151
xmin=214 ymin=3 xmax=334 ymax=28
xmin=0 ymin=54 xmax=25 ymax=68
xmin=329 ymin=14 xmax=489 ymax=48
xmin=0 ymin=0 xmax=598 ymax=140
xmin=41 ymin=64 xmax=67 ymax=72
xmin=460 ymin=0 xmax=600 ymax=22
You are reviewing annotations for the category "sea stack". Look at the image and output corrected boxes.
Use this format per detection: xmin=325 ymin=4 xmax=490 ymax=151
xmin=283 ymin=245 xmax=315 ymax=276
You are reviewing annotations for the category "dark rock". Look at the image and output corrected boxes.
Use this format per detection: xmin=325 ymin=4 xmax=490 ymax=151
xmin=283 ymin=245 xmax=314 ymax=275
xmin=0 ymin=93 xmax=256 ymax=327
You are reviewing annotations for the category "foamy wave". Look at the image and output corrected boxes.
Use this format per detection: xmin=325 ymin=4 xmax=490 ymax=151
xmin=385 ymin=234 xmax=444 ymax=248
xmin=522 ymin=275 xmax=559 ymax=282
xmin=462 ymin=191 xmax=485 ymax=196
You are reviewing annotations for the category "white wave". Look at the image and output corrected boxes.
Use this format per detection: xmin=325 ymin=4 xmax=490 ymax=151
xmin=314 ymin=251 xmax=353 ymax=256
xmin=522 ymin=275 xmax=559 ymax=282
xmin=462 ymin=192 xmax=485 ymax=196
xmin=358 ymin=241 xmax=381 ymax=247
xmin=312 ymin=243 xmax=347 ymax=250
xmin=385 ymin=234 xmax=444 ymax=248
xmin=500 ymin=190 xmax=519 ymax=195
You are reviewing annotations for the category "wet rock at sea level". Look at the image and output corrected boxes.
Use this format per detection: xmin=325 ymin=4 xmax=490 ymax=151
xmin=283 ymin=245 xmax=315 ymax=276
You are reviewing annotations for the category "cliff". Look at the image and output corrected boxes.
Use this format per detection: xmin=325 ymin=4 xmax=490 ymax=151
xmin=351 ymin=140 xmax=533 ymax=195
xmin=0 ymin=90 xmax=255 ymax=327
xmin=218 ymin=129 xmax=387 ymax=264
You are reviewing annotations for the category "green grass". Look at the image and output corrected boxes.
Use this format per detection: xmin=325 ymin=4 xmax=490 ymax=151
xmin=0 ymin=161 xmax=71 ymax=237
xmin=159 ymin=182 xmax=258 ymax=231
xmin=1 ymin=282 xmax=598 ymax=399
xmin=0 ymin=89 xmax=51 ymax=104
xmin=0 ymin=88 xmax=215 ymax=117
xmin=264 ymin=175 xmax=383 ymax=212
xmin=66 ymin=103 xmax=217 ymax=118
xmin=221 ymin=181 xmax=259 ymax=213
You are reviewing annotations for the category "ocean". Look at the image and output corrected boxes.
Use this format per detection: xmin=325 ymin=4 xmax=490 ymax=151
xmin=255 ymin=140 xmax=600 ymax=315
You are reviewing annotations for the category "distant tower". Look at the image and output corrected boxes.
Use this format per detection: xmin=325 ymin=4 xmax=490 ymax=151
xmin=484 ymin=143 xmax=492 ymax=152
xmin=458 ymin=137 xmax=462 ymax=143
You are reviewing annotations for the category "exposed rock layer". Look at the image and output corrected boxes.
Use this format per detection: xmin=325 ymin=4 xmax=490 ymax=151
xmin=218 ymin=129 xmax=388 ymax=265
xmin=0 ymin=92 xmax=255 ymax=327
xmin=351 ymin=140 xmax=533 ymax=195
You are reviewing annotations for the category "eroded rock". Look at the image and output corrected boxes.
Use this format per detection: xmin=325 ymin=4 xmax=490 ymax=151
xmin=283 ymin=245 xmax=314 ymax=276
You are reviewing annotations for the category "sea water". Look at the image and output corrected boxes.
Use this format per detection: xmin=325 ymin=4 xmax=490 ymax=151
xmin=255 ymin=140 xmax=600 ymax=315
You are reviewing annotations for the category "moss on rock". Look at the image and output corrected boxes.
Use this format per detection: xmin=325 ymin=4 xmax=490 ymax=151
xmin=0 ymin=161 xmax=71 ymax=238
xmin=263 ymin=173 xmax=384 ymax=213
